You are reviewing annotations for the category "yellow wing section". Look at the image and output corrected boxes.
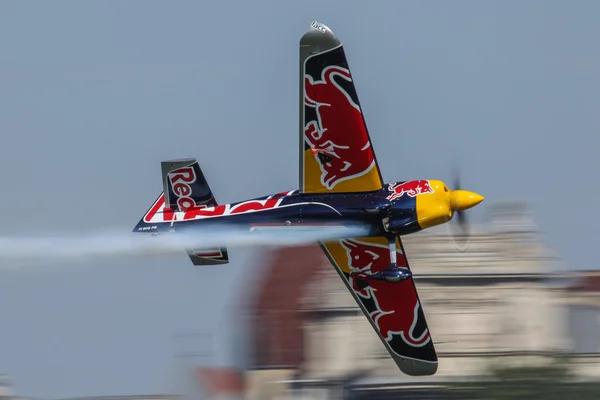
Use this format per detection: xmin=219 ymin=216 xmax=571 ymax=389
xmin=299 ymin=22 xmax=384 ymax=194
xmin=319 ymin=235 xmax=438 ymax=376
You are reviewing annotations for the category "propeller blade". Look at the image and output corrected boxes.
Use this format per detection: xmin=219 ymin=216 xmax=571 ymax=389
xmin=452 ymin=165 xmax=461 ymax=191
xmin=450 ymin=166 xmax=470 ymax=252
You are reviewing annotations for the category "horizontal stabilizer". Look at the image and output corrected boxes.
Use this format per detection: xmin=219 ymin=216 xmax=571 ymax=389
xmin=186 ymin=247 xmax=229 ymax=266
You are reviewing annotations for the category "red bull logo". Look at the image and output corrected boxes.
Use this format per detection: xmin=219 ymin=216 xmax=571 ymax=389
xmin=143 ymin=190 xmax=296 ymax=223
xmin=304 ymin=65 xmax=376 ymax=189
xmin=168 ymin=166 xmax=197 ymax=211
xmin=339 ymin=239 xmax=431 ymax=348
xmin=386 ymin=180 xmax=434 ymax=202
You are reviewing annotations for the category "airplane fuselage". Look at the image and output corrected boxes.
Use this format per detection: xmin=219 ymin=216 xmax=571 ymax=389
xmin=173 ymin=189 xmax=397 ymax=238
xmin=136 ymin=179 xmax=444 ymax=239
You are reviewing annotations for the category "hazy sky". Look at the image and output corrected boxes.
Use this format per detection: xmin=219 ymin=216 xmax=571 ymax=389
xmin=1 ymin=0 xmax=599 ymax=397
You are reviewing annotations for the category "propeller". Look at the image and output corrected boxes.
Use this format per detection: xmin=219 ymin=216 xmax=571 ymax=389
xmin=450 ymin=167 xmax=470 ymax=252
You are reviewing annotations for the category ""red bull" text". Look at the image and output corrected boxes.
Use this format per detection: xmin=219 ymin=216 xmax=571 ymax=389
xmin=143 ymin=191 xmax=295 ymax=224
xmin=168 ymin=166 xmax=197 ymax=211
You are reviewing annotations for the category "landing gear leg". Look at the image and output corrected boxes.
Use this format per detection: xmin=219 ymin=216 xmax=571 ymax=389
xmin=353 ymin=236 xmax=412 ymax=284
xmin=389 ymin=238 xmax=397 ymax=265
xmin=381 ymin=236 xmax=412 ymax=283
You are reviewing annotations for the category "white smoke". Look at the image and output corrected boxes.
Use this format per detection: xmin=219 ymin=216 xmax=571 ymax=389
xmin=0 ymin=224 xmax=369 ymax=268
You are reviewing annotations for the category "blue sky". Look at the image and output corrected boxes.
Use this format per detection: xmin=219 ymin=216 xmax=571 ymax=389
xmin=0 ymin=0 xmax=599 ymax=397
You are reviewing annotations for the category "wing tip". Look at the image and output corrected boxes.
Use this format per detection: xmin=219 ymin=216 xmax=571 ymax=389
xmin=396 ymin=357 xmax=439 ymax=376
xmin=300 ymin=20 xmax=341 ymax=51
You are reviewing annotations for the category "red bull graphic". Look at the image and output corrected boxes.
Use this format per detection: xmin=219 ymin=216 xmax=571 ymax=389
xmin=168 ymin=166 xmax=198 ymax=211
xmin=143 ymin=190 xmax=295 ymax=224
xmin=304 ymin=65 xmax=376 ymax=189
xmin=386 ymin=180 xmax=434 ymax=202
xmin=339 ymin=239 xmax=431 ymax=348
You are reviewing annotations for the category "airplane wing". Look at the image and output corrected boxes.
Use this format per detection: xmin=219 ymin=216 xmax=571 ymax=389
xmin=299 ymin=21 xmax=384 ymax=194
xmin=319 ymin=235 xmax=438 ymax=376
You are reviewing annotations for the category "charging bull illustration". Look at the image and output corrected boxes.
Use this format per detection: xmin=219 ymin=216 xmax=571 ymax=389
xmin=304 ymin=66 xmax=376 ymax=189
xmin=340 ymin=239 xmax=431 ymax=348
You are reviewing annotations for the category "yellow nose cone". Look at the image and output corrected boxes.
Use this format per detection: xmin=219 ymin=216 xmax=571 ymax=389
xmin=449 ymin=190 xmax=484 ymax=211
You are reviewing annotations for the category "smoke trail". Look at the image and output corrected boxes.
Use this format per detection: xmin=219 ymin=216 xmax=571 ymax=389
xmin=0 ymin=223 xmax=370 ymax=268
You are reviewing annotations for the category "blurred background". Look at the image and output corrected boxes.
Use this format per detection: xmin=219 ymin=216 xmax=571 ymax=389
xmin=1 ymin=1 xmax=600 ymax=399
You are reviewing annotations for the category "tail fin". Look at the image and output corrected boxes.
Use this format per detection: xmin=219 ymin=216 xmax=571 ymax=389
xmin=133 ymin=158 xmax=229 ymax=266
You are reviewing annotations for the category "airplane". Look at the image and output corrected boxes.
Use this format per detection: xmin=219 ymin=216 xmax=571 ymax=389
xmin=133 ymin=21 xmax=484 ymax=376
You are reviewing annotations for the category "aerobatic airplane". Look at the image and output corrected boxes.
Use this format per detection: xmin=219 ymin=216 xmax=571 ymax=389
xmin=133 ymin=21 xmax=484 ymax=376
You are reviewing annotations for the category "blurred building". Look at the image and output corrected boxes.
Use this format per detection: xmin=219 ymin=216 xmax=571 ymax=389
xmin=51 ymin=396 xmax=175 ymax=400
xmin=245 ymin=201 xmax=574 ymax=399
xmin=194 ymin=368 xmax=245 ymax=400
xmin=563 ymin=271 xmax=600 ymax=378
xmin=6 ymin=368 xmax=245 ymax=400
